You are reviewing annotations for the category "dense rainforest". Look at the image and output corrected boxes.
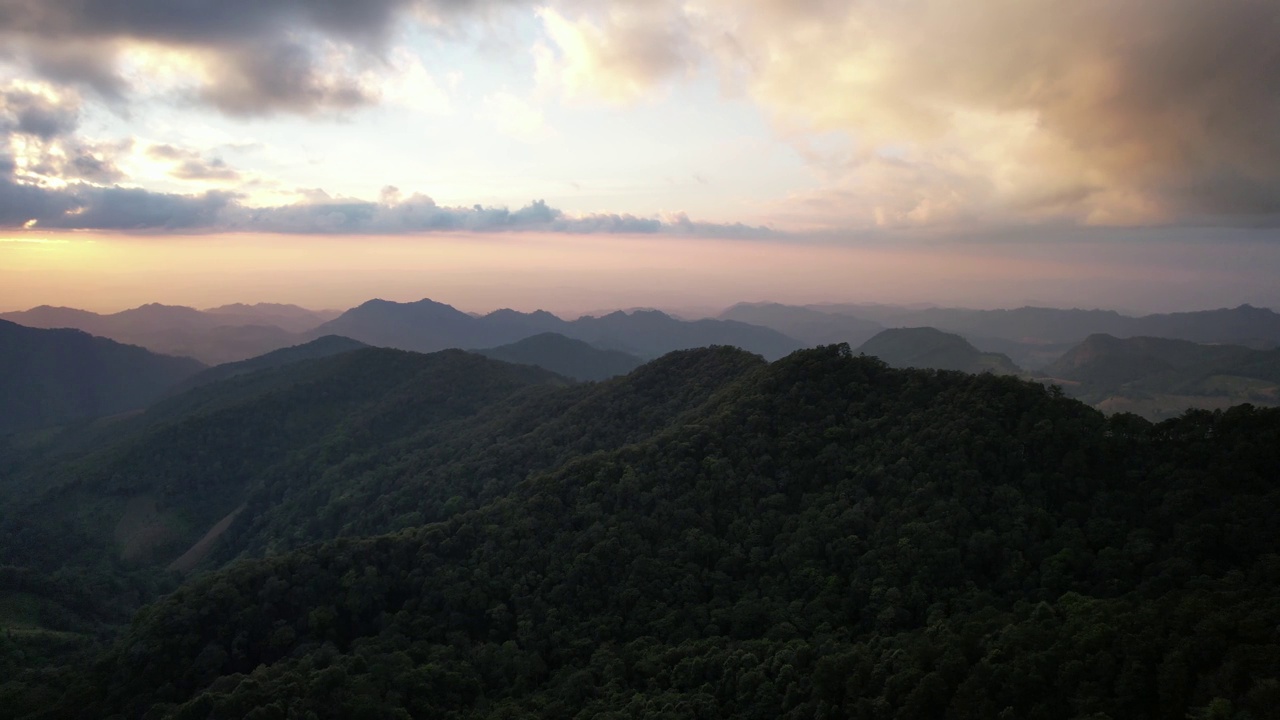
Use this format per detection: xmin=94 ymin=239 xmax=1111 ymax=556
xmin=1 ymin=344 xmax=1278 ymax=719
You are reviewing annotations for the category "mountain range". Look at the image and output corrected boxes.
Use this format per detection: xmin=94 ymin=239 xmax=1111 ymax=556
xmin=311 ymin=299 xmax=803 ymax=360
xmin=8 ymin=298 xmax=1280 ymax=372
xmin=723 ymin=302 xmax=1280 ymax=369
xmin=0 ymin=303 xmax=337 ymax=364
xmin=3 ymin=342 xmax=1276 ymax=719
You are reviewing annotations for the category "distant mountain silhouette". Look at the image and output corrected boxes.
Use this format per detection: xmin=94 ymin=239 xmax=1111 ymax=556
xmin=857 ymin=327 xmax=1022 ymax=375
xmin=566 ymin=309 xmax=802 ymax=359
xmin=202 ymin=303 xmax=340 ymax=333
xmin=794 ymin=303 xmax=1280 ymax=347
xmin=718 ymin=302 xmax=884 ymax=347
xmin=0 ymin=303 xmax=326 ymax=364
xmin=309 ymin=298 xmax=515 ymax=352
xmin=173 ymin=335 xmax=369 ymax=393
xmin=0 ymin=319 xmax=205 ymax=434
xmin=477 ymin=333 xmax=643 ymax=381
xmin=310 ymin=299 xmax=804 ymax=360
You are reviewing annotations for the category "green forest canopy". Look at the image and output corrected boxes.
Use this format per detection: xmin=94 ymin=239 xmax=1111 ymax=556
xmin=1 ymin=345 xmax=1277 ymax=719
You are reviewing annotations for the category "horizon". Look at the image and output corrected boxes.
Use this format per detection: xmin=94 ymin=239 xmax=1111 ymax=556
xmin=4 ymin=226 xmax=1279 ymax=317
xmin=3 ymin=292 xmax=1277 ymax=323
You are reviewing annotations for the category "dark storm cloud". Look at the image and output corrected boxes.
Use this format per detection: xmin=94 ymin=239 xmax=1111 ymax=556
xmin=197 ymin=42 xmax=374 ymax=117
xmin=0 ymin=87 xmax=79 ymax=139
xmin=22 ymin=41 xmax=130 ymax=102
xmin=65 ymin=146 xmax=126 ymax=184
xmin=0 ymin=173 xmax=235 ymax=230
xmin=0 ymin=0 xmax=518 ymax=115
xmin=0 ymin=179 xmax=775 ymax=237
xmin=0 ymin=0 xmax=415 ymax=46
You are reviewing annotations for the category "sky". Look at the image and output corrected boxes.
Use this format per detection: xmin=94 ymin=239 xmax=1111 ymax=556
xmin=1 ymin=0 xmax=1278 ymax=315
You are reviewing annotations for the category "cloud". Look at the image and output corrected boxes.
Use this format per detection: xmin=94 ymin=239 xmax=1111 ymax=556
xmin=536 ymin=3 xmax=697 ymax=102
xmin=0 ymin=0 xmax=509 ymax=116
xmin=146 ymin=143 xmax=242 ymax=182
xmin=537 ymin=0 xmax=1280 ymax=226
xmin=1 ymin=84 xmax=131 ymax=184
xmin=197 ymin=41 xmax=374 ymax=117
xmin=0 ymin=169 xmax=777 ymax=236
xmin=0 ymin=86 xmax=79 ymax=139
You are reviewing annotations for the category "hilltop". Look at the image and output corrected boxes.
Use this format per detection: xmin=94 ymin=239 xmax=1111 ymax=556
xmin=856 ymin=327 xmax=1022 ymax=375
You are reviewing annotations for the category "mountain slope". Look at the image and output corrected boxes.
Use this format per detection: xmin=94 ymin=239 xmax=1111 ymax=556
xmin=0 ymin=320 xmax=205 ymax=434
xmin=0 ymin=348 xmax=571 ymax=575
xmin=1041 ymin=334 xmax=1252 ymax=387
xmin=800 ymin=302 xmax=1280 ymax=346
xmin=857 ymin=327 xmax=1022 ymax=374
xmin=172 ymin=335 xmax=369 ymax=393
xmin=17 ymin=347 xmax=1279 ymax=720
xmin=476 ymin=332 xmax=643 ymax=381
xmin=0 ymin=347 xmax=764 ymax=602
xmin=1038 ymin=335 xmax=1280 ymax=417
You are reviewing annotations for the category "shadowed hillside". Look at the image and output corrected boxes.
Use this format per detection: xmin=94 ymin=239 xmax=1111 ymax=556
xmin=0 ymin=320 xmax=204 ymax=435
xmin=171 ymin=335 xmax=369 ymax=393
xmin=1037 ymin=334 xmax=1280 ymax=418
xmin=476 ymin=332 xmax=643 ymax=381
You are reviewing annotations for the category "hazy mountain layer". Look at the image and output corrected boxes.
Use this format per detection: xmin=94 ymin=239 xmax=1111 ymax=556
xmin=172 ymin=335 xmax=369 ymax=393
xmin=0 ymin=319 xmax=205 ymax=435
xmin=0 ymin=303 xmax=333 ymax=364
xmin=476 ymin=332 xmax=643 ymax=381
xmin=311 ymin=299 xmax=804 ymax=359
xmin=719 ymin=302 xmax=885 ymax=347
xmin=797 ymin=302 xmax=1280 ymax=347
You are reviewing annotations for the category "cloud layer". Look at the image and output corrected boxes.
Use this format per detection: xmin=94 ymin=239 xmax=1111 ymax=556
xmin=0 ymin=171 xmax=774 ymax=236
xmin=0 ymin=0 xmax=505 ymax=115
xmin=2 ymin=0 xmax=1276 ymax=232
xmin=537 ymin=0 xmax=1280 ymax=226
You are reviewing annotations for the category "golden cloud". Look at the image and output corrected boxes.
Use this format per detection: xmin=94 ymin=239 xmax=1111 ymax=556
xmin=539 ymin=0 xmax=1280 ymax=227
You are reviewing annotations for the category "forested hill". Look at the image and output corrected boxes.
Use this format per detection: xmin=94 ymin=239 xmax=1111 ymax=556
xmin=856 ymin=327 xmax=1023 ymax=375
xmin=7 ymin=345 xmax=1278 ymax=719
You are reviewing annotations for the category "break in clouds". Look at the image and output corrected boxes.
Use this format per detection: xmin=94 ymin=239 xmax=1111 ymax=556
xmin=0 ymin=0 xmax=1278 ymax=230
